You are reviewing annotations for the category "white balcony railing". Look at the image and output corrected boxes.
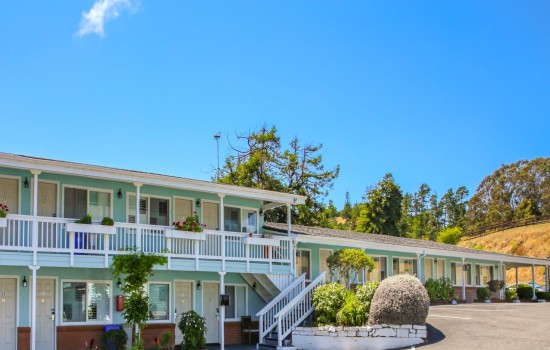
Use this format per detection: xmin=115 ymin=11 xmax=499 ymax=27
xmin=0 ymin=214 xmax=293 ymax=270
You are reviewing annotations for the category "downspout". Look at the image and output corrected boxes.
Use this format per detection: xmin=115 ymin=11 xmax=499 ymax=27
xmin=461 ymin=257 xmax=466 ymax=301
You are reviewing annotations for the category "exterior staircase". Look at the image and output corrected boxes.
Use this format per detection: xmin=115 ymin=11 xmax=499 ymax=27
xmin=241 ymin=273 xmax=296 ymax=303
xmin=256 ymin=272 xmax=326 ymax=349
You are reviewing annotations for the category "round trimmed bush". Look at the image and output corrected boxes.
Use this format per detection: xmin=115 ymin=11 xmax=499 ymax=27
xmin=367 ymin=274 xmax=430 ymax=325
xmin=476 ymin=287 xmax=491 ymax=301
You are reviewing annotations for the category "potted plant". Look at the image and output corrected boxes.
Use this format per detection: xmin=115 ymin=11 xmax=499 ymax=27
xmin=166 ymin=212 xmax=207 ymax=240
xmin=66 ymin=214 xmax=117 ymax=235
xmin=0 ymin=204 xmax=8 ymax=228
xmin=178 ymin=310 xmax=206 ymax=350
xmin=102 ymin=328 xmax=128 ymax=350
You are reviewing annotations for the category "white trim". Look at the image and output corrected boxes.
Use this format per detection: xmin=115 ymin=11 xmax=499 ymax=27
xmin=61 ymin=184 xmax=114 ymax=220
xmin=0 ymin=174 xmax=22 ymax=214
xmin=365 ymin=255 xmax=388 ymax=283
xmin=147 ymin=282 xmax=171 ymax=324
xmin=391 ymin=256 xmax=418 ymax=276
xmin=224 ymin=204 xmax=260 ymax=234
xmin=173 ymin=279 xmax=196 ymax=319
xmin=0 ymin=153 xmax=306 ymax=205
xmin=474 ymin=263 xmax=496 ymax=287
xmin=295 ymin=234 xmax=550 ymax=266
xmin=59 ymin=279 xmax=113 ymax=325
xmin=29 ymin=276 xmax=58 ymax=350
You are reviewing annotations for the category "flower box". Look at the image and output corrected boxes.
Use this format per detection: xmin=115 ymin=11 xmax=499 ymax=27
xmin=65 ymin=223 xmax=117 ymax=235
xmin=242 ymin=236 xmax=280 ymax=247
xmin=165 ymin=229 xmax=207 ymax=241
xmin=0 ymin=217 xmax=7 ymax=228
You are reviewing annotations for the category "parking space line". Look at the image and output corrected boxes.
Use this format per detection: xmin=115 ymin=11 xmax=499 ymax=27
xmin=432 ymin=308 xmax=514 ymax=312
xmin=428 ymin=314 xmax=472 ymax=320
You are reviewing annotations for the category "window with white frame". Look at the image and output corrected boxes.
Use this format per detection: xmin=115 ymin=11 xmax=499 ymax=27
xmin=223 ymin=206 xmax=259 ymax=233
xmin=202 ymin=201 xmax=219 ymax=230
xmin=149 ymin=283 xmax=169 ymax=321
xmin=436 ymin=259 xmax=445 ymax=279
xmin=476 ymin=265 xmax=494 ymax=286
xmin=424 ymin=258 xmax=434 ymax=280
xmin=62 ymin=281 xmax=111 ymax=323
xmin=296 ymin=249 xmax=311 ymax=280
xmin=451 ymin=262 xmax=472 ymax=285
xmin=366 ymin=257 xmax=387 ymax=282
xmin=128 ymin=195 xmax=169 ymax=226
xmin=64 ymin=187 xmax=111 ymax=221
xmin=225 ymin=285 xmax=247 ymax=320
xmin=392 ymin=258 xmax=417 ymax=275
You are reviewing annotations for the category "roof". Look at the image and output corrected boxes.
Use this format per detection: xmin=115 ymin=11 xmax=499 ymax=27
xmin=264 ymin=222 xmax=550 ymax=267
xmin=0 ymin=152 xmax=306 ymax=205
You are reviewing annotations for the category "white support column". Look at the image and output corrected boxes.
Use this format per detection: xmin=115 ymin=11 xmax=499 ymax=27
xmin=461 ymin=257 xmax=466 ymax=301
xmin=417 ymin=253 xmax=422 ymax=283
xmin=500 ymin=263 xmax=505 ymax=300
xmin=218 ymin=194 xmax=225 ymax=271
xmin=287 ymin=204 xmax=291 ymax=236
xmin=134 ymin=182 xmax=142 ymax=251
xmin=515 ymin=268 xmax=519 ymax=289
xmin=545 ymin=266 xmax=549 ymax=293
xmin=532 ymin=264 xmax=536 ymax=300
xmin=31 ymin=170 xmax=41 ymax=266
xmin=219 ymin=271 xmax=226 ymax=350
xmin=29 ymin=265 xmax=40 ymax=350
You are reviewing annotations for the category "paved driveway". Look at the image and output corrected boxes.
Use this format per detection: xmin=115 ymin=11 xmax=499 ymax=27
xmin=419 ymin=303 xmax=550 ymax=349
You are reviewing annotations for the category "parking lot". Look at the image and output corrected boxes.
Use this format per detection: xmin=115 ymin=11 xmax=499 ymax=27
xmin=420 ymin=303 xmax=550 ymax=349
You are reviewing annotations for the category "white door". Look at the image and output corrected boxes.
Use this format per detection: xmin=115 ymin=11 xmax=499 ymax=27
xmin=0 ymin=178 xmax=19 ymax=214
xmin=203 ymin=283 xmax=219 ymax=344
xmin=0 ymin=278 xmax=17 ymax=350
xmin=174 ymin=282 xmax=193 ymax=345
xmin=37 ymin=183 xmax=57 ymax=217
xmin=36 ymin=279 xmax=55 ymax=350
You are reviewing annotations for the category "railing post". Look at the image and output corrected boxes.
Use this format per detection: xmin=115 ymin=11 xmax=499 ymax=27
xmin=245 ymin=242 xmax=250 ymax=272
xmin=268 ymin=245 xmax=272 ymax=273
xmin=221 ymin=234 xmax=226 ymax=271
xmin=167 ymin=236 xmax=172 ymax=270
xmin=259 ymin=315 xmax=264 ymax=344
xmin=277 ymin=317 xmax=282 ymax=347
xmin=103 ymin=233 xmax=109 ymax=267
xmin=69 ymin=231 xmax=75 ymax=267
xmin=195 ymin=240 xmax=200 ymax=270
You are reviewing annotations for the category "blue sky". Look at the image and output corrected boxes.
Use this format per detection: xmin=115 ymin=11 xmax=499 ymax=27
xmin=1 ymin=1 xmax=548 ymax=209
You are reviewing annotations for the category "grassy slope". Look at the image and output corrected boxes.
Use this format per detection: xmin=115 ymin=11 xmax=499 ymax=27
xmin=458 ymin=223 xmax=550 ymax=286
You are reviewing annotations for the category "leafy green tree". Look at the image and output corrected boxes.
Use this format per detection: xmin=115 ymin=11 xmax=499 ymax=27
xmin=355 ymin=173 xmax=403 ymax=236
xmin=436 ymin=227 xmax=462 ymax=245
xmin=326 ymin=248 xmax=375 ymax=289
xmin=111 ymin=250 xmax=168 ymax=350
xmin=217 ymin=126 xmax=339 ymax=226
xmin=340 ymin=191 xmax=352 ymax=220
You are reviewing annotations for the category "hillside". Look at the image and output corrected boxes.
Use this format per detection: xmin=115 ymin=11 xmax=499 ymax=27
xmin=458 ymin=223 xmax=550 ymax=286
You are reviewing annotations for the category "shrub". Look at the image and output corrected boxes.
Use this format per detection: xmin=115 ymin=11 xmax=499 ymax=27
xmin=476 ymin=287 xmax=491 ymax=301
xmin=101 ymin=217 xmax=114 ymax=226
xmin=312 ymin=282 xmax=347 ymax=325
xmin=368 ymin=274 xmax=430 ymax=325
xmin=437 ymin=227 xmax=462 ymax=245
xmin=178 ymin=310 xmax=206 ymax=350
xmin=336 ymin=291 xmax=367 ymax=326
xmin=535 ymin=291 xmax=548 ymax=300
xmin=102 ymin=328 xmax=128 ymax=350
xmin=76 ymin=213 xmax=92 ymax=224
xmin=487 ymin=280 xmax=505 ymax=293
xmin=424 ymin=277 xmax=454 ymax=302
xmin=355 ymin=281 xmax=379 ymax=315
xmin=505 ymin=288 xmax=517 ymax=300
xmin=516 ymin=285 xmax=534 ymax=300
xmin=326 ymin=249 xmax=375 ymax=289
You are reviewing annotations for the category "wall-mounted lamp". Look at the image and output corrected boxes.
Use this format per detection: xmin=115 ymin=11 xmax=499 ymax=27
xmin=174 ymin=308 xmax=178 ymax=319
xmin=195 ymin=199 xmax=201 ymax=208
xmin=24 ymin=177 xmax=29 ymax=189
xmin=196 ymin=281 xmax=201 ymax=290
xmin=252 ymin=282 xmax=257 ymax=290
xmin=259 ymin=209 xmax=263 ymax=215
xmin=51 ymin=308 xmax=55 ymax=321
xmin=22 ymin=276 xmax=27 ymax=287
xmin=117 ymin=189 xmax=123 ymax=199
xmin=117 ymin=279 xmax=122 ymax=289
xmin=434 ymin=258 xmax=438 ymax=263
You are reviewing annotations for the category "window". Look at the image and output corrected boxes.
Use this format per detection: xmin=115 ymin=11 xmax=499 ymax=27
xmin=424 ymin=258 xmax=434 ymax=281
xmin=437 ymin=259 xmax=445 ymax=279
xmin=296 ymin=250 xmax=311 ymax=280
xmin=451 ymin=262 xmax=472 ymax=285
xmin=476 ymin=265 xmax=494 ymax=286
xmin=392 ymin=258 xmax=417 ymax=275
xmin=225 ymin=285 xmax=247 ymax=320
xmin=62 ymin=281 xmax=111 ymax=323
xmin=202 ymin=202 xmax=219 ymax=230
xmin=319 ymin=249 xmax=333 ymax=281
xmin=224 ymin=207 xmax=241 ymax=232
xmin=149 ymin=283 xmax=169 ymax=321
xmin=128 ymin=195 xmax=169 ymax=226
xmin=367 ymin=257 xmax=387 ymax=282
xmin=242 ymin=209 xmax=258 ymax=234
xmin=64 ymin=187 xmax=111 ymax=221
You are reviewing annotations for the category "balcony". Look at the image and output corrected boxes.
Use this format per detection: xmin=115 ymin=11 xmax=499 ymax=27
xmin=0 ymin=214 xmax=293 ymax=274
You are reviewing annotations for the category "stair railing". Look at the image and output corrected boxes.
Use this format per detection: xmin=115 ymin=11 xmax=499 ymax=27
xmin=274 ymin=271 xmax=326 ymax=347
xmin=256 ymin=273 xmax=306 ymax=344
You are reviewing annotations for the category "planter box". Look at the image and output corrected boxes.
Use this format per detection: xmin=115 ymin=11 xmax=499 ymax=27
xmin=65 ymin=223 xmax=116 ymax=235
xmin=242 ymin=236 xmax=280 ymax=246
xmin=165 ymin=229 xmax=206 ymax=240
xmin=0 ymin=217 xmax=6 ymax=228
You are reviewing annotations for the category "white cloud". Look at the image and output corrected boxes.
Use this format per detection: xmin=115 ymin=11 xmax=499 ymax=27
xmin=76 ymin=0 xmax=134 ymax=37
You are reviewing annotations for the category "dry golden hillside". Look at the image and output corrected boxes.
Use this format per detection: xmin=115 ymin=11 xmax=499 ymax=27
xmin=459 ymin=223 xmax=550 ymax=286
